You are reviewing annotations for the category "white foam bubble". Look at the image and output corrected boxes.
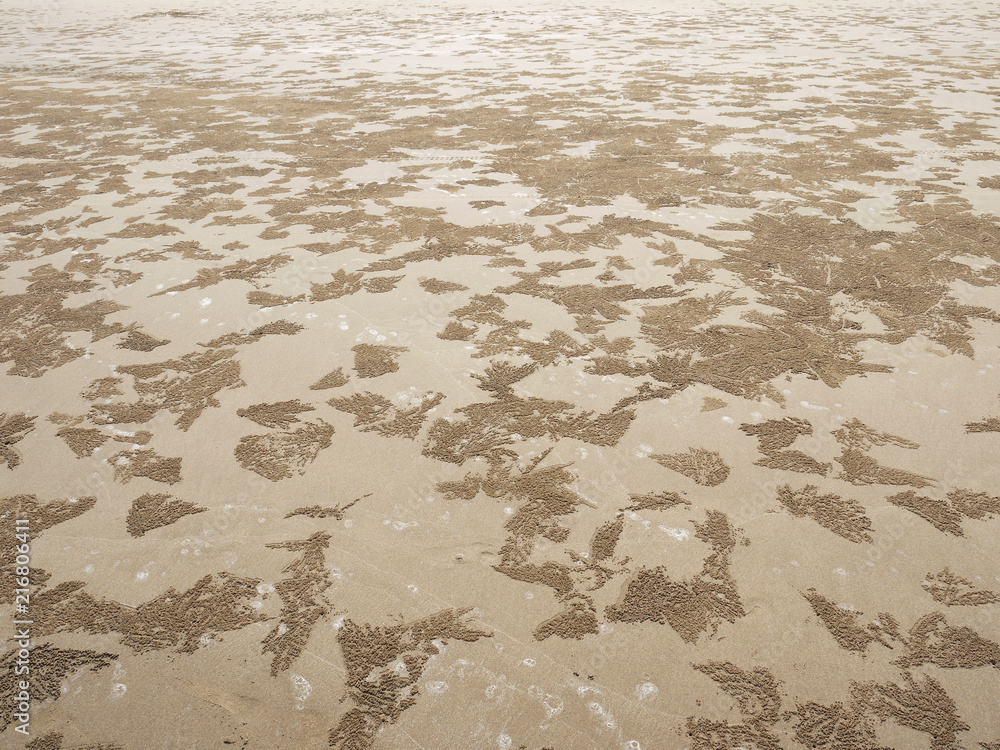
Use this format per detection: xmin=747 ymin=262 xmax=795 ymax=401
xmin=636 ymin=682 xmax=658 ymax=700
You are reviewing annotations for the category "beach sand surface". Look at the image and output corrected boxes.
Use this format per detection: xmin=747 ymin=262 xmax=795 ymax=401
xmin=1 ymin=1 xmax=999 ymax=748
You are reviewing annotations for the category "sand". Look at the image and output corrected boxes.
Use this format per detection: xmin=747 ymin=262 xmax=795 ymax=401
xmin=1 ymin=0 xmax=999 ymax=747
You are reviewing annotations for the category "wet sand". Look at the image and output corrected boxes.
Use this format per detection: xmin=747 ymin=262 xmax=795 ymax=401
xmin=1 ymin=1 xmax=999 ymax=748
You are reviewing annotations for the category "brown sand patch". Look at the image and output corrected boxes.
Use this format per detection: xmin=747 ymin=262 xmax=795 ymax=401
xmin=742 ymin=418 xmax=832 ymax=476
xmin=285 ymin=493 xmax=371 ymax=520
xmin=0 ymin=264 xmax=126 ymax=378
xmin=309 ymin=367 xmax=349 ymax=390
xmin=329 ymin=608 xmax=490 ymax=750
xmin=651 ymin=447 xmax=730 ymax=486
xmin=533 ymin=601 xmax=600 ymax=640
xmin=110 ymin=449 xmax=182 ymax=485
xmin=237 ymin=399 xmax=316 ymax=429
xmin=151 ymin=254 xmax=291 ymax=297
xmin=701 ymin=396 xmax=727 ymax=412
xmin=311 ymin=269 xmax=364 ymax=301
xmin=117 ymin=330 xmax=169 ymax=352
xmin=838 ymin=449 xmax=935 ymax=488
xmin=589 ymin=517 xmax=624 ymax=562
xmin=235 ymin=420 xmax=334 ymax=481
xmin=419 ymin=277 xmax=468 ymax=295
xmin=896 ymin=612 xmax=1000 ymax=670
xmin=0 ymin=494 xmax=97 ymax=602
xmin=202 ymin=320 xmax=304 ymax=348
xmin=776 ymin=484 xmax=873 ymax=543
xmin=329 ymin=391 xmax=443 ymax=440
xmin=26 ymin=732 xmax=123 ymax=750
xmin=0 ymin=412 xmax=36 ymax=469
xmin=32 ymin=573 xmax=264 ymax=654
xmin=94 ymin=348 xmax=245 ymax=431
xmin=887 ymin=489 xmax=1000 ymax=536
xmin=923 ymin=569 xmax=1000 ymax=606
xmin=965 ymin=416 xmax=1000 ymax=433
xmin=624 ymin=491 xmax=689 ymax=512
xmin=0 ymin=646 xmax=116 ymax=734
xmin=803 ymin=589 xmax=893 ymax=654
xmin=790 ymin=701 xmax=880 ymax=750
xmin=263 ymin=532 xmax=334 ymax=675
xmin=362 ymin=275 xmax=403 ymax=294
xmin=693 ymin=661 xmax=782 ymax=723
xmin=81 ymin=376 xmax=124 ymax=401
xmin=56 ymin=426 xmax=109 ymax=458
xmin=740 ymin=417 xmax=811 ymax=454
xmin=113 ymin=430 xmax=151 ymax=446
xmin=833 ymin=420 xmax=933 ymax=487
xmin=437 ymin=320 xmax=477 ymax=340
xmin=852 ymin=673 xmax=970 ymax=749
xmin=125 ymin=492 xmax=207 ymax=537
xmin=352 ymin=344 xmax=407 ymax=379
xmin=686 ymin=663 xmax=783 ymax=749
xmin=247 ymin=290 xmax=305 ymax=307
xmin=606 ymin=510 xmax=744 ymax=642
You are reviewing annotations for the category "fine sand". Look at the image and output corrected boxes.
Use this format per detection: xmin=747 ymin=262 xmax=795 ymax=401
xmin=2 ymin=1 xmax=999 ymax=748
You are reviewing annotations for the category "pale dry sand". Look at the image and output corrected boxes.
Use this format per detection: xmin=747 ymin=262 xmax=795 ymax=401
xmin=1 ymin=1 xmax=1000 ymax=748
